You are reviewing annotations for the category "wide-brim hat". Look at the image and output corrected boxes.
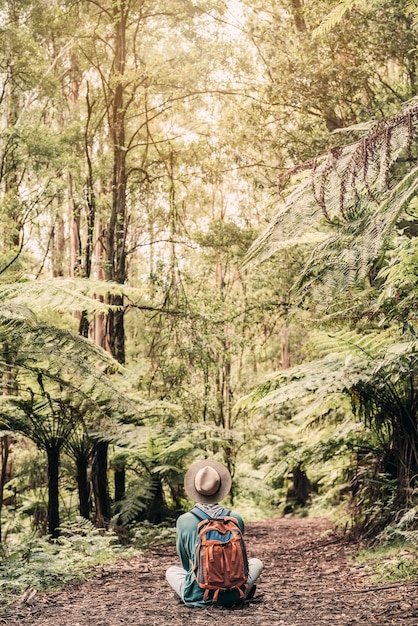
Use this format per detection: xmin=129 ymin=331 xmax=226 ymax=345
xmin=184 ymin=459 xmax=232 ymax=504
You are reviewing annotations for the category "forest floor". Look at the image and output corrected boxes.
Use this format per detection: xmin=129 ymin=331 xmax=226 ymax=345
xmin=2 ymin=517 xmax=418 ymax=625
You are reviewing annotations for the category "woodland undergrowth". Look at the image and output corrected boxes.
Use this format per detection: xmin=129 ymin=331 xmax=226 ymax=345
xmin=0 ymin=518 xmax=175 ymax=615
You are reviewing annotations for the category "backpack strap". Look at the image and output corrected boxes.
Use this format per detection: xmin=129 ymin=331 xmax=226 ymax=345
xmin=190 ymin=506 xmax=209 ymax=521
xmin=190 ymin=506 xmax=231 ymax=521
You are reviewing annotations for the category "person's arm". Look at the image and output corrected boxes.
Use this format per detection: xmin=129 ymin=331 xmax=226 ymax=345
xmin=176 ymin=513 xmax=198 ymax=571
xmin=229 ymin=510 xmax=245 ymax=533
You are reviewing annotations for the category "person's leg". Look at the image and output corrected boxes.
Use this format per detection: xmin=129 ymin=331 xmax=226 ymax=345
xmin=166 ymin=566 xmax=186 ymax=599
xmin=246 ymin=558 xmax=263 ymax=596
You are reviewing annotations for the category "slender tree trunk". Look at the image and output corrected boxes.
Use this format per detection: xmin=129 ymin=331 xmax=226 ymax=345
xmin=76 ymin=453 xmax=91 ymax=520
xmin=114 ymin=465 xmax=126 ymax=503
xmin=0 ymin=435 xmax=10 ymax=544
xmin=91 ymin=441 xmax=110 ymax=527
xmin=91 ymin=218 xmax=107 ymax=348
xmin=281 ymin=322 xmax=290 ymax=368
xmin=145 ymin=475 xmax=164 ymax=524
xmin=84 ymin=85 xmax=96 ymax=282
xmin=0 ymin=347 xmax=16 ymax=544
xmin=47 ymin=446 xmax=60 ymax=538
xmin=52 ymin=211 xmax=65 ymax=277
xmin=87 ymin=3 xmax=130 ymax=528
xmin=68 ymin=170 xmax=91 ymax=336
xmin=105 ymin=0 xmax=128 ymax=366
xmin=2 ymin=0 xmax=22 ymax=252
xmin=290 ymin=0 xmax=307 ymax=33
xmin=69 ymin=171 xmax=82 ymax=278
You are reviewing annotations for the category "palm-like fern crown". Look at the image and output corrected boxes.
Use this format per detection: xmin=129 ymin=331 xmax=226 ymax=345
xmin=243 ymin=100 xmax=418 ymax=309
xmin=0 ymin=278 xmax=155 ymax=426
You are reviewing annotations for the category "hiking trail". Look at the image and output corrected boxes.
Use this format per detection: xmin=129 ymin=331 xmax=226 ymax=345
xmin=2 ymin=517 xmax=418 ymax=625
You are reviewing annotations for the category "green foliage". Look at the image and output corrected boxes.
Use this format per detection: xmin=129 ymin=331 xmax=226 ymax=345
xmin=355 ymin=505 xmax=418 ymax=580
xmin=312 ymin=1 xmax=379 ymax=38
xmin=243 ymin=101 xmax=418 ymax=317
xmin=0 ymin=513 xmax=175 ymax=614
xmin=2 ymin=0 xmax=418 ymax=553
xmin=1 ymin=278 xmax=145 ymax=320
xmin=377 ymin=230 xmax=418 ymax=328
xmin=0 ymin=298 xmax=151 ymax=426
xmin=360 ymin=547 xmax=418 ymax=581
xmin=0 ymin=518 xmax=137 ymax=614
xmin=239 ymin=329 xmax=418 ymax=534
xmin=112 ymin=479 xmax=153 ymax=526
xmin=128 ymin=521 xmax=176 ymax=549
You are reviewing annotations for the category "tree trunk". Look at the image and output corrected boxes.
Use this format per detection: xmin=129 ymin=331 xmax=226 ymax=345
xmin=47 ymin=446 xmax=60 ymax=538
xmin=2 ymin=0 xmax=22 ymax=253
xmin=76 ymin=453 xmax=91 ymax=520
xmin=86 ymin=3 xmax=129 ymax=529
xmin=290 ymin=0 xmax=307 ymax=33
xmin=91 ymin=441 xmax=110 ymax=527
xmin=69 ymin=171 xmax=82 ymax=278
xmin=52 ymin=211 xmax=65 ymax=277
xmin=105 ymin=0 xmax=128 ymax=366
xmin=145 ymin=475 xmax=165 ymax=524
xmin=90 ymin=218 xmax=108 ymax=348
xmin=0 ymin=435 xmax=10 ymax=544
xmin=106 ymin=300 xmax=125 ymax=364
xmin=114 ymin=465 xmax=126 ymax=503
xmin=0 ymin=348 xmax=16 ymax=543
xmin=281 ymin=322 xmax=290 ymax=368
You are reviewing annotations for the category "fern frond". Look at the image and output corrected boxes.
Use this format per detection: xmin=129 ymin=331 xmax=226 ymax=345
xmin=1 ymin=278 xmax=145 ymax=317
xmin=0 ymin=313 xmax=150 ymax=424
xmin=113 ymin=479 xmax=152 ymax=526
xmin=243 ymin=100 xmax=418 ymax=303
xmin=240 ymin=336 xmax=417 ymax=423
xmin=311 ymin=329 xmax=396 ymax=359
xmin=406 ymin=0 xmax=418 ymax=23
xmin=312 ymin=0 xmax=359 ymax=38
xmin=248 ymin=353 xmax=364 ymax=412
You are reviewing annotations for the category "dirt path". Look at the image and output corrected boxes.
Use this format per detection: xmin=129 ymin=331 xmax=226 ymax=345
xmin=2 ymin=517 xmax=418 ymax=625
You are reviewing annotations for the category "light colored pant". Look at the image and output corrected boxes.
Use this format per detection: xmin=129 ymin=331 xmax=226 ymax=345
xmin=166 ymin=557 xmax=264 ymax=600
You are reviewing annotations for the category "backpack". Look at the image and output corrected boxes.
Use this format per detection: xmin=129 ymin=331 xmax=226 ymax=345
xmin=191 ymin=506 xmax=249 ymax=603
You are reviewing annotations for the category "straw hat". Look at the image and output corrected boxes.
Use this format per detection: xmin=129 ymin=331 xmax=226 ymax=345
xmin=184 ymin=459 xmax=231 ymax=504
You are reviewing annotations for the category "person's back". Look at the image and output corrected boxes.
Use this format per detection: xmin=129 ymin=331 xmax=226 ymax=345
xmin=165 ymin=459 xmax=263 ymax=608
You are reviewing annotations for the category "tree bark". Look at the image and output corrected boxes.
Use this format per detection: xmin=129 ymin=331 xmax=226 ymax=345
xmin=47 ymin=446 xmax=60 ymax=538
xmin=281 ymin=322 xmax=290 ymax=368
xmin=289 ymin=0 xmax=307 ymax=33
xmin=91 ymin=441 xmax=110 ymax=527
xmin=0 ymin=435 xmax=10 ymax=544
xmin=105 ymin=0 xmax=128 ymax=365
xmin=76 ymin=453 xmax=91 ymax=520
xmin=52 ymin=211 xmax=65 ymax=277
xmin=114 ymin=466 xmax=126 ymax=503
xmin=145 ymin=475 xmax=164 ymax=524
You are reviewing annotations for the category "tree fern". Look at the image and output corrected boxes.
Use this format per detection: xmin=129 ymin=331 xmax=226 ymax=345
xmin=243 ymin=100 xmax=418 ymax=310
xmin=112 ymin=478 xmax=153 ymax=526
xmin=0 ymin=308 xmax=153 ymax=424
xmin=242 ymin=333 xmax=416 ymax=413
xmin=0 ymin=277 xmax=145 ymax=318
xmin=241 ymin=332 xmax=418 ymax=533
xmin=312 ymin=0 xmax=375 ymax=38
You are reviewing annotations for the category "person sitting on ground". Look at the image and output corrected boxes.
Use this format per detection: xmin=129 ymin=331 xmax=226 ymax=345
xmin=165 ymin=458 xmax=263 ymax=608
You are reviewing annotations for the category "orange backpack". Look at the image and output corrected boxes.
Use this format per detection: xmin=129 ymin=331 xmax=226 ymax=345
xmin=191 ymin=507 xmax=249 ymax=603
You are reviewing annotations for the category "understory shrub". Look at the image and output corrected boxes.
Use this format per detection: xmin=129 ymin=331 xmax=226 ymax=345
xmin=0 ymin=516 xmax=175 ymax=615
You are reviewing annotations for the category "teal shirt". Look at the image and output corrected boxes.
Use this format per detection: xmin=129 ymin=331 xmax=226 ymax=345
xmin=176 ymin=509 xmax=245 ymax=608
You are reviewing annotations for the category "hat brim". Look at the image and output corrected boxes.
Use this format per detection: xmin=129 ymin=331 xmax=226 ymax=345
xmin=184 ymin=459 xmax=232 ymax=504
